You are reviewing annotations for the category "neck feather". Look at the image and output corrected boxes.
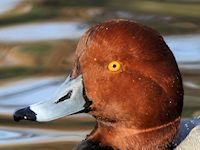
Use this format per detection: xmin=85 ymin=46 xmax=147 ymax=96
xmin=88 ymin=117 xmax=180 ymax=150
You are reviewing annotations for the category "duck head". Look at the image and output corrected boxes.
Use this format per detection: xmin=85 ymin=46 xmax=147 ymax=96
xmin=14 ymin=19 xmax=183 ymax=150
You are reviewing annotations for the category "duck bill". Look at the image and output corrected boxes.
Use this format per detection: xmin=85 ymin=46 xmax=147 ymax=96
xmin=13 ymin=75 xmax=92 ymax=122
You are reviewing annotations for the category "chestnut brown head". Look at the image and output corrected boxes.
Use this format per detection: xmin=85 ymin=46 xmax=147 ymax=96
xmin=73 ymin=19 xmax=183 ymax=129
xmin=70 ymin=19 xmax=184 ymax=149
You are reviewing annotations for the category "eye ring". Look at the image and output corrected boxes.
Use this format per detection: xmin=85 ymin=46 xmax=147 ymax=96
xmin=108 ymin=61 xmax=121 ymax=72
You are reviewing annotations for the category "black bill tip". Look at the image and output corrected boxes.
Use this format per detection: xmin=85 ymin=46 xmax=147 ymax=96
xmin=13 ymin=107 xmax=36 ymax=122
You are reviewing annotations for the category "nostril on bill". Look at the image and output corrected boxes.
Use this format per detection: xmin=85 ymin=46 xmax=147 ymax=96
xmin=55 ymin=90 xmax=73 ymax=104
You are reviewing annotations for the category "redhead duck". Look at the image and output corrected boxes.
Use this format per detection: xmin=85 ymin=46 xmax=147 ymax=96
xmin=13 ymin=19 xmax=200 ymax=150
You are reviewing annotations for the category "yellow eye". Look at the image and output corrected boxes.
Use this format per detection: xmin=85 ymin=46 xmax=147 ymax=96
xmin=108 ymin=61 xmax=121 ymax=72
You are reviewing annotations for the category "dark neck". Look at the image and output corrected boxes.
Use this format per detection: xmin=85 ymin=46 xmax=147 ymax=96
xmin=88 ymin=118 xmax=180 ymax=150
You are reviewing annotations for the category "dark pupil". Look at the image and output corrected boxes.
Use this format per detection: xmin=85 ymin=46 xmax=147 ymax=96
xmin=112 ymin=64 xmax=117 ymax=68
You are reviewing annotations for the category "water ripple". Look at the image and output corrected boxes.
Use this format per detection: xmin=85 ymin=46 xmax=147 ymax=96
xmin=165 ymin=35 xmax=200 ymax=64
xmin=0 ymin=126 xmax=89 ymax=146
xmin=0 ymin=0 xmax=22 ymax=14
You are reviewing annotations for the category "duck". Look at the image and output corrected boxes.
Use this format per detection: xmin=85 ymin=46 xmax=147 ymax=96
xmin=13 ymin=19 xmax=200 ymax=150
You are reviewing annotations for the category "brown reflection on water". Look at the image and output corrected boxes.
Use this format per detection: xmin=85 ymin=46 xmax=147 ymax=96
xmin=0 ymin=115 xmax=95 ymax=150
xmin=1 ymin=142 xmax=77 ymax=150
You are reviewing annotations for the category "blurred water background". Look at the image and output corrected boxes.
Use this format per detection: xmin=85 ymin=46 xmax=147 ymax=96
xmin=0 ymin=0 xmax=199 ymax=149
